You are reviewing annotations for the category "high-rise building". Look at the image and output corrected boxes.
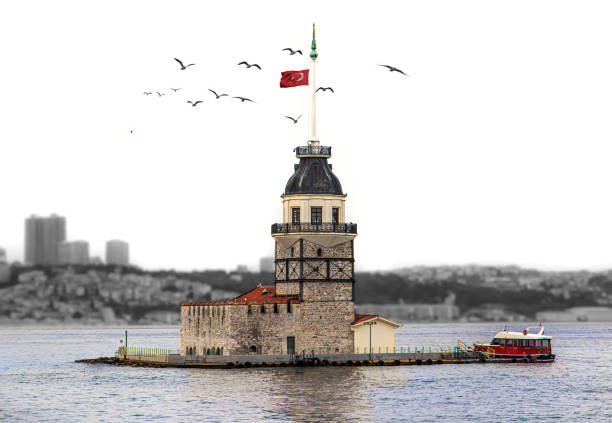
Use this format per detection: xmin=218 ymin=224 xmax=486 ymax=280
xmin=105 ymin=240 xmax=129 ymax=266
xmin=0 ymin=247 xmax=6 ymax=263
xmin=59 ymin=241 xmax=90 ymax=265
xmin=259 ymin=256 xmax=274 ymax=273
xmin=24 ymin=214 xmax=66 ymax=265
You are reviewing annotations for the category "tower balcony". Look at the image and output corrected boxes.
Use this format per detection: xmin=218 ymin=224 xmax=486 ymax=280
xmin=271 ymin=222 xmax=357 ymax=235
xmin=294 ymin=145 xmax=331 ymax=158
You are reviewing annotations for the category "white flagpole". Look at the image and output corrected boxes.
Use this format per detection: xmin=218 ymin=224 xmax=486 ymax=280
xmin=310 ymin=59 xmax=316 ymax=142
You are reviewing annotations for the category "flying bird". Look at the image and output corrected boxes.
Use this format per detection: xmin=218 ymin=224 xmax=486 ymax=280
xmin=284 ymin=114 xmax=303 ymax=124
xmin=208 ymin=89 xmax=229 ymax=99
xmin=170 ymin=88 xmax=182 ymax=92
xmin=143 ymin=92 xmax=153 ymax=95
xmin=174 ymin=58 xmax=195 ymax=70
xmin=282 ymin=48 xmax=302 ymax=55
xmin=316 ymin=87 xmax=334 ymax=93
xmin=187 ymin=100 xmax=203 ymax=107
xmin=156 ymin=92 xmax=165 ymax=97
xmin=237 ymin=61 xmax=261 ymax=70
xmin=233 ymin=96 xmax=255 ymax=103
xmin=377 ymin=64 xmax=410 ymax=76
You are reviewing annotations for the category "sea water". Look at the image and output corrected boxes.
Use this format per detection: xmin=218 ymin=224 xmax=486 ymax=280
xmin=1 ymin=322 xmax=610 ymax=422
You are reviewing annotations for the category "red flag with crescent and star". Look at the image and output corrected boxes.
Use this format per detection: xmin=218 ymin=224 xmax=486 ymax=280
xmin=280 ymin=69 xmax=309 ymax=88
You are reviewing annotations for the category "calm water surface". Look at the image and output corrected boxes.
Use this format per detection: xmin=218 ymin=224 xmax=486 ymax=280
xmin=1 ymin=322 xmax=611 ymax=422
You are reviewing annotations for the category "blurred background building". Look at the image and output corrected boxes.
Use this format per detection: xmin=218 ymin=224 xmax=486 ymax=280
xmin=259 ymin=256 xmax=274 ymax=273
xmin=59 ymin=241 xmax=90 ymax=265
xmin=105 ymin=240 xmax=129 ymax=266
xmin=0 ymin=247 xmax=9 ymax=283
xmin=24 ymin=214 xmax=66 ymax=265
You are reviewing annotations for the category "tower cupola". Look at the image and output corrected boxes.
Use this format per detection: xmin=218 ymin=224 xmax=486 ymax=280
xmin=284 ymin=145 xmax=343 ymax=195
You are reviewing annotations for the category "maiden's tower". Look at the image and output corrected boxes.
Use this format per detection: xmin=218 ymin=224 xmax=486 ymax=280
xmin=180 ymin=27 xmax=362 ymax=356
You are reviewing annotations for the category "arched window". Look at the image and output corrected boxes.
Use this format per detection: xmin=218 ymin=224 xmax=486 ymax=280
xmin=249 ymin=345 xmax=257 ymax=353
xmin=206 ymin=348 xmax=211 ymax=355
xmin=216 ymin=347 xmax=221 ymax=355
xmin=287 ymin=302 xmax=292 ymax=313
xmin=273 ymin=303 xmax=278 ymax=313
xmin=290 ymin=247 xmax=294 ymax=257
xmin=317 ymin=248 xmax=322 ymax=257
xmin=261 ymin=304 xmax=266 ymax=313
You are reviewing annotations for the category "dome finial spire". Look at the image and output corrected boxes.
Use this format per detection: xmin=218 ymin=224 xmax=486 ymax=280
xmin=310 ymin=23 xmax=318 ymax=61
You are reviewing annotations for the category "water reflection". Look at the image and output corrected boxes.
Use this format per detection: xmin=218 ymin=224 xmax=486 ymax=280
xmin=184 ymin=366 xmax=411 ymax=422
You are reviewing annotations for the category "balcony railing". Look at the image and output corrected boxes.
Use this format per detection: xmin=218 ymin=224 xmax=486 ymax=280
xmin=271 ymin=222 xmax=357 ymax=234
xmin=294 ymin=145 xmax=332 ymax=157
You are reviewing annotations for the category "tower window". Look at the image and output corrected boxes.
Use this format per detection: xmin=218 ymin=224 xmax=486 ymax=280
xmin=291 ymin=208 xmax=300 ymax=224
xmin=317 ymin=248 xmax=322 ymax=257
xmin=290 ymin=247 xmax=294 ymax=257
xmin=247 ymin=305 xmax=252 ymax=314
xmin=273 ymin=304 xmax=278 ymax=313
xmin=311 ymin=207 xmax=322 ymax=224
xmin=287 ymin=302 xmax=292 ymax=313
xmin=332 ymin=208 xmax=339 ymax=224
xmin=261 ymin=304 xmax=266 ymax=313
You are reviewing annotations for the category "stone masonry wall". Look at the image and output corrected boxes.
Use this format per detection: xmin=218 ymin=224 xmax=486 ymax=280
xmin=180 ymin=305 xmax=231 ymax=355
xmin=275 ymin=282 xmax=300 ymax=296
xmin=181 ymin=298 xmax=354 ymax=356
xmin=302 ymin=239 xmax=352 ymax=258
xmin=302 ymin=282 xmax=353 ymax=302
xmin=297 ymin=300 xmax=355 ymax=353
xmin=225 ymin=303 xmax=300 ymax=355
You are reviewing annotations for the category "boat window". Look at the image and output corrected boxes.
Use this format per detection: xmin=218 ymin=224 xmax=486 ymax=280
xmin=513 ymin=340 xmax=518 ymax=347
xmin=520 ymin=340 xmax=526 ymax=347
xmin=528 ymin=340 xmax=535 ymax=347
xmin=491 ymin=338 xmax=501 ymax=345
xmin=543 ymin=339 xmax=550 ymax=348
xmin=536 ymin=339 xmax=542 ymax=347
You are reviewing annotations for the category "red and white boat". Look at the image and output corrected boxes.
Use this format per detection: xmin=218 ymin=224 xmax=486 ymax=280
xmin=474 ymin=326 xmax=555 ymax=361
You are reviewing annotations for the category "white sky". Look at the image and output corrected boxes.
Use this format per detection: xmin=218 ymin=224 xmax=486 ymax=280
xmin=1 ymin=0 xmax=612 ymax=271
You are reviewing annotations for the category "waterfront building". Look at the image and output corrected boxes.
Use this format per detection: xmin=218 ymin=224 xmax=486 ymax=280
xmin=59 ymin=241 xmax=90 ymax=265
xmin=259 ymin=257 xmax=274 ymax=273
xmin=105 ymin=240 xmax=129 ymax=266
xmin=24 ymin=214 xmax=66 ymax=265
xmin=351 ymin=314 xmax=401 ymax=353
xmin=180 ymin=28 xmax=398 ymax=356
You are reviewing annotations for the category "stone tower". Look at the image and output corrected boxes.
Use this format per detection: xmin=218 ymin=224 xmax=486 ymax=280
xmin=271 ymin=140 xmax=357 ymax=352
xmin=271 ymin=25 xmax=357 ymax=352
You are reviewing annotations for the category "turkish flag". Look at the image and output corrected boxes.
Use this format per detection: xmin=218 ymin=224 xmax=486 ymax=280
xmin=280 ymin=69 xmax=309 ymax=88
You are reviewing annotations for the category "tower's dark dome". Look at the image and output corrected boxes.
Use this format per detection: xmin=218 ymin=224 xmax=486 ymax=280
xmin=284 ymin=157 xmax=343 ymax=195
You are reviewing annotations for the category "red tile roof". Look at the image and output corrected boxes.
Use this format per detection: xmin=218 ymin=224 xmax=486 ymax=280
xmin=182 ymin=285 xmax=299 ymax=307
xmin=352 ymin=313 xmax=378 ymax=325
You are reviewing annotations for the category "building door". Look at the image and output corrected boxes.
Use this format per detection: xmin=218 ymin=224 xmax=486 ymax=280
xmin=286 ymin=336 xmax=295 ymax=355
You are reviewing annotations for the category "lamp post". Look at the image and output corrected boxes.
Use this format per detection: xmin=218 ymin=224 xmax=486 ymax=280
xmin=364 ymin=321 xmax=377 ymax=360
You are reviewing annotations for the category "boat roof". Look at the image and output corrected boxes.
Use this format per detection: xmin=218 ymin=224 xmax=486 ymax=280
xmin=493 ymin=327 xmax=551 ymax=340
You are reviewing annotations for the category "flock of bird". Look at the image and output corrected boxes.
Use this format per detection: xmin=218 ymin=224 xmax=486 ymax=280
xmin=140 ymin=48 xmax=408 ymax=125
